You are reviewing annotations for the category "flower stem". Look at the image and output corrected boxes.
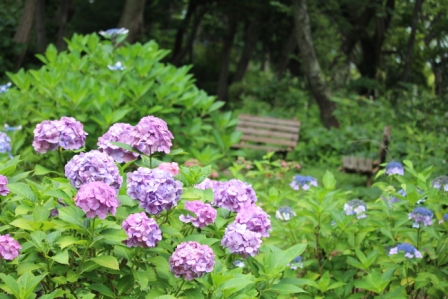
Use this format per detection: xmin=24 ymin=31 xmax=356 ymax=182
xmin=174 ymin=279 xmax=186 ymax=297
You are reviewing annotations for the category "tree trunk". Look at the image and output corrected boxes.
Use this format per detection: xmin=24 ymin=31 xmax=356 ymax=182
xmin=35 ymin=0 xmax=47 ymax=53
xmin=216 ymin=14 xmax=238 ymax=101
xmin=118 ymin=0 xmax=147 ymax=43
xmin=171 ymin=0 xmax=197 ymax=61
xmin=231 ymin=18 xmax=262 ymax=83
xmin=292 ymin=0 xmax=339 ymax=129
xmin=13 ymin=0 xmax=37 ymax=70
xmin=274 ymin=30 xmax=297 ymax=78
xmin=401 ymin=0 xmax=424 ymax=82
xmin=56 ymin=0 xmax=75 ymax=51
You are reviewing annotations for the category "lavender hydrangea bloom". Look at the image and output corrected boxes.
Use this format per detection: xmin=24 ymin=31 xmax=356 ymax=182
xmin=0 ymin=175 xmax=9 ymax=196
xmin=0 ymin=132 xmax=12 ymax=158
xmin=157 ymin=162 xmax=180 ymax=176
xmin=235 ymin=204 xmax=271 ymax=237
xmin=432 ymin=176 xmax=448 ymax=192
xmin=385 ymin=162 xmax=404 ymax=176
xmin=221 ymin=223 xmax=262 ymax=258
xmin=122 ymin=212 xmax=162 ymax=247
xmin=195 ymin=178 xmax=220 ymax=190
xmin=32 ymin=120 xmax=60 ymax=153
xmin=275 ymin=206 xmax=296 ymax=221
xmin=131 ymin=116 xmax=174 ymax=155
xmin=288 ymin=256 xmax=304 ymax=270
xmin=75 ymin=181 xmax=119 ymax=219
xmin=127 ymin=168 xmax=183 ymax=215
xmin=389 ymin=243 xmax=422 ymax=258
xmin=344 ymin=199 xmax=367 ymax=219
xmin=56 ymin=117 xmax=87 ymax=150
xmin=0 ymin=234 xmax=21 ymax=260
xmin=169 ymin=241 xmax=215 ymax=280
xmin=65 ymin=150 xmax=122 ymax=190
xmin=99 ymin=28 xmax=129 ymax=38
xmin=98 ymin=123 xmax=139 ymax=163
xmin=179 ymin=200 xmax=217 ymax=228
xmin=213 ymin=179 xmax=257 ymax=212
xmin=290 ymin=175 xmax=318 ymax=190
xmin=409 ymin=207 xmax=433 ymax=228
xmin=0 ymin=82 xmax=12 ymax=93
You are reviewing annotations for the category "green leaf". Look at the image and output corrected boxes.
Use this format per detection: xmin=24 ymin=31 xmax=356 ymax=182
xmin=58 ymin=236 xmax=88 ymax=249
xmin=90 ymin=255 xmax=120 ymax=270
xmin=100 ymin=228 xmax=128 ymax=245
xmin=33 ymin=205 xmax=50 ymax=222
xmin=17 ymin=272 xmax=47 ymax=299
xmin=0 ymin=274 xmax=20 ymax=298
xmin=7 ymin=182 xmax=36 ymax=201
xmin=269 ymin=283 xmax=306 ymax=294
xmin=34 ymin=164 xmax=56 ymax=175
xmin=58 ymin=206 xmax=86 ymax=229
xmin=117 ymin=275 xmax=135 ymax=294
xmin=10 ymin=218 xmax=37 ymax=231
xmin=322 ymin=171 xmax=336 ymax=190
xmin=154 ymin=296 xmax=178 ymax=299
xmin=114 ymin=245 xmax=135 ymax=260
xmin=51 ymin=250 xmax=69 ymax=265
xmin=89 ymin=283 xmax=116 ymax=298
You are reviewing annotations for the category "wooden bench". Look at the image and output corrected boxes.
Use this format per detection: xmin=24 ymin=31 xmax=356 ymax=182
xmin=232 ymin=114 xmax=301 ymax=156
xmin=340 ymin=126 xmax=391 ymax=186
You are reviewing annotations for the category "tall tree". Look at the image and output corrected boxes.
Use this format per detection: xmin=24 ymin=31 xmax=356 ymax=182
xmin=13 ymin=0 xmax=36 ymax=70
xmin=56 ymin=0 xmax=75 ymax=51
xmin=35 ymin=0 xmax=47 ymax=53
xmin=292 ymin=0 xmax=339 ymax=129
xmin=118 ymin=0 xmax=147 ymax=43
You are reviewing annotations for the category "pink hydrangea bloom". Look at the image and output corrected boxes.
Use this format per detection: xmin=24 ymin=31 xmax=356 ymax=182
xmin=179 ymin=200 xmax=217 ymax=228
xmin=65 ymin=150 xmax=122 ymax=190
xmin=122 ymin=212 xmax=162 ymax=247
xmin=32 ymin=120 xmax=60 ymax=153
xmin=169 ymin=241 xmax=215 ymax=280
xmin=56 ymin=116 xmax=87 ymax=150
xmin=74 ymin=181 xmax=119 ymax=219
xmin=127 ymin=167 xmax=183 ymax=215
xmin=98 ymin=123 xmax=139 ymax=163
xmin=221 ymin=223 xmax=262 ymax=258
xmin=235 ymin=205 xmax=271 ymax=237
xmin=0 ymin=234 xmax=21 ymax=260
xmin=213 ymin=179 xmax=257 ymax=212
xmin=157 ymin=162 xmax=179 ymax=176
xmin=131 ymin=116 xmax=174 ymax=155
xmin=0 ymin=175 xmax=9 ymax=196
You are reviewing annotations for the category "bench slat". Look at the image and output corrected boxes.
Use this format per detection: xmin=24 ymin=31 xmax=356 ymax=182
xmin=232 ymin=143 xmax=286 ymax=152
xmin=239 ymin=135 xmax=297 ymax=147
xmin=236 ymin=127 xmax=299 ymax=141
xmin=239 ymin=114 xmax=301 ymax=126
xmin=238 ymin=119 xmax=300 ymax=133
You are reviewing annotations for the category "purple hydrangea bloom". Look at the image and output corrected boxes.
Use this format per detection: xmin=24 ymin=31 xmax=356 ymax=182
xmin=432 ymin=176 xmax=448 ymax=192
xmin=122 ymin=212 xmax=162 ymax=247
xmin=0 ymin=175 xmax=9 ymax=196
xmin=74 ymin=181 xmax=119 ymax=219
xmin=157 ymin=162 xmax=180 ymax=176
xmin=99 ymin=28 xmax=129 ymax=38
xmin=389 ymin=243 xmax=422 ymax=258
xmin=179 ymin=200 xmax=217 ymax=228
xmin=290 ymin=175 xmax=318 ymax=191
xmin=0 ymin=132 xmax=12 ymax=158
xmin=131 ymin=116 xmax=174 ymax=155
xmin=0 ymin=234 xmax=21 ymax=260
xmin=275 ymin=206 xmax=296 ymax=221
xmin=65 ymin=150 xmax=122 ymax=190
xmin=235 ymin=204 xmax=271 ymax=237
xmin=344 ymin=199 xmax=367 ymax=219
xmin=0 ymin=82 xmax=12 ymax=93
xmin=169 ymin=241 xmax=215 ymax=280
xmin=213 ymin=179 xmax=257 ymax=212
xmin=195 ymin=178 xmax=221 ymax=191
xmin=288 ymin=255 xmax=304 ymax=270
xmin=98 ymin=123 xmax=139 ymax=163
xmin=409 ymin=207 xmax=433 ymax=228
xmin=56 ymin=117 xmax=87 ymax=150
xmin=127 ymin=168 xmax=183 ymax=215
xmin=32 ymin=120 xmax=60 ymax=153
xmin=221 ymin=223 xmax=262 ymax=258
xmin=385 ymin=162 xmax=404 ymax=176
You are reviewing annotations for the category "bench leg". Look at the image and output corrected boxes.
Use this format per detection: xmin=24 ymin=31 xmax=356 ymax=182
xmin=366 ymin=174 xmax=372 ymax=187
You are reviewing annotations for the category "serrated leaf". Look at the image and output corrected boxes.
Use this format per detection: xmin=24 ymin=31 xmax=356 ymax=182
xmin=58 ymin=206 xmax=86 ymax=228
xmin=269 ymin=283 xmax=306 ymax=294
xmin=91 ymin=255 xmax=120 ymax=270
xmin=51 ymin=250 xmax=69 ymax=264
xmin=89 ymin=283 xmax=115 ymax=298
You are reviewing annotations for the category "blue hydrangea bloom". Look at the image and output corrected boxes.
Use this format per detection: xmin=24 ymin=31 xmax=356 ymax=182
xmin=344 ymin=199 xmax=367 ymax=219
xmin=0 ymin=132 xmax=12 ymax=158
xmin=4 ymin=124 xmax=22 ymax=132
xmin=288 ymin=256 xmax=304 ymax=270
xmin=409 ymin=207 xmax=433 ymax=228
xmin=432 ymin=176 xmax=448 ymax=192
xmin=275 ymin=206 xmax=296 ymax=221
xmin=385 ymin=161 xmax=404 ymax=176
xmin=290 ymin=175 xmax=318 ymax=190
xmin=0 ymin=82 xmax=12 ymax=93
xmin=98 ymin=28 xmax=129 ymax=38
xmin=389 ymin=243 xmax=422 ymax=258
xmin=108 ymin=61 xmax=125 ymax=71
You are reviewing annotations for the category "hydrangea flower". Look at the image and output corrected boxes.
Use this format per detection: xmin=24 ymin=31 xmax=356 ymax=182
xmin=389 ymin=243 xmax=422 ymax=258
xmin=108 ymin=61 xmax=126 ymax=71
xmin=122 ymin=212 xmax=162 ymax=247
xmin=65 ymin=150 xmax=122 ymax=190
xmin=213 ymin=179 xmax=257 ymax=212
xmin=233 ymin=260 xmax=245 ymax=268
xmin=169 ymin=241 xmax=215 ymax=280
xmin=131 ymin=116 xmax=174 ymax=155
xmin=235 ymin=204 xmax=271 ymax=237
xmin=74 ymin=181 xmax=119 ymax=219
xmin=4 ymin=124 xmax=22 ymax=132
xmin=287 ymin=256 xmax=304 ymax=270
xmin=127 ymin=167 xmax=183 ymax=215
xmin=179 ymin=200 xmax=217 ymax=228
xmin=0 ymin=82 xmax=12 ymax=93
xmin=432 ymin=176 xmax=448 ymax=192
xmin=0 ymin=132 xmax=12 ymax=158
xmin=97 ymin=123 xmax=139 ymax=163
xmin=157 ymin=162 xmax=179 ymax=176
xmin=99 ymin=28 xmax=129 ymax=38
xmin=344 ymin=199 xmax=367 ymax=219
xmin=32 ymin=120 xmax=60 ymax=153
xmin=385 ymin=162 xmax=404 ymax=176
xmin=0 ymin=175 xmax=9 ymax=196
xmin=56 ymin=117 xmax=87 ymax=150
xmin=221 ymin=223 xmax=262 ymax=258
xmin=275 ymin=206 xmax=296 ymax=221
xmin=439 ymin=214 xmax=448 ymax=224
xmin=0 ymin=234 xmax=21 ymax=260
xmin=195 ymin=178 xmax=220 ymax=191
xmin=409 ymin=207 xmax=433 ymax=228
xmin=290 ymin=175 xmax=318 ymax=190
